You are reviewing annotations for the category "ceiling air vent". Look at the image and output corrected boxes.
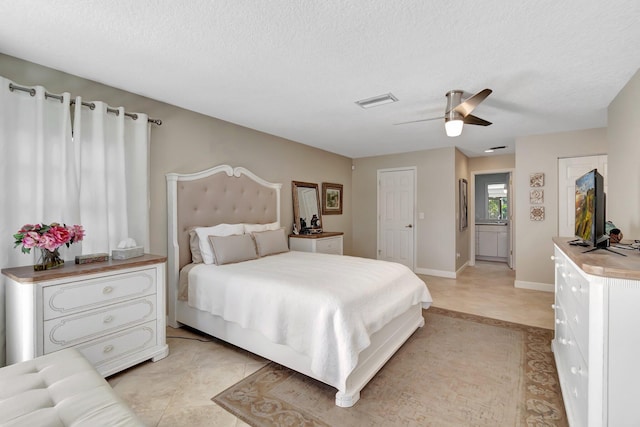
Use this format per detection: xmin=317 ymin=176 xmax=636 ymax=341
xmin=355 ymin=93 xmax=398 ymax=109
xmin=484 ymin=145 xmax=507 ymax=153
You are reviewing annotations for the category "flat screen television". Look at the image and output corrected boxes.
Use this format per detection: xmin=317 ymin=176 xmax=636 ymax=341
xmin=574 ymin=168 xmax=608 ymax=249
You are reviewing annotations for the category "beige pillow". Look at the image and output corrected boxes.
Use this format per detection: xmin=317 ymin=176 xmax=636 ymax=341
xmin=208 ymin=234 xmax=258 ymax=265
xmin=195 ymin=223 xmax=245 ymax=264
xmin=252 ymin=228 xmax=289 ymax=257
xmin=187 ymin=227 xmax=203 ymax=263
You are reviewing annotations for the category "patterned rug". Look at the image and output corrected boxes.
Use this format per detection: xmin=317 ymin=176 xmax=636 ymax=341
xmin=213 ymin=307 xmax=567 ymax=426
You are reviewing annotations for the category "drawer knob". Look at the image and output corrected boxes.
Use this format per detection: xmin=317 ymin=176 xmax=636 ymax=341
xmin=555 ymin=319 xmax=565 ymax=325
xmin=103 ymin=286 xmax=114 ymax=294
xmin=550 ymin=255 xmax=555 ymax=261
xmin=103 ymin=315 xmax=114 ymax=323
xmin=571 ymin=286 xmax=577 ymax=293
xmin=551 ymin=304 xmax=556 ymax=309
xmin=570 ymin=366 xmax=578 ymax=375
xmin=103 ymin=344 xmax=114 ymax=353
xmin=560 ymin=338 xmax=567 ymax=345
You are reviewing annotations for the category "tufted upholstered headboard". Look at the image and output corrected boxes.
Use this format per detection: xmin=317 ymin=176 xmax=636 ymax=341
xmin=166 ymin=165 xmax=281 ymax=326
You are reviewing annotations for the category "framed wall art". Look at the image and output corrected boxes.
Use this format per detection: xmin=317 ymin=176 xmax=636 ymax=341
xmin=459 ymin=178 xmax=468 ymax=231
xmin=530 ymin=172 xmax=544 ymax=187
xmin=322 ymin=182 xmax=343 ymax=215
xmin=530 ymin=206 xmax=545 ymax=221
xmin=530 ymin=189 xmax=544 ymax=204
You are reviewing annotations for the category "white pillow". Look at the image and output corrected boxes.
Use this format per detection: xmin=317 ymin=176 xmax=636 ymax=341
xmin=243 ymin=221 xmax=280 ymax=234
xmin=195 ymin=224 xmax=245 ymax=264
xmin=252 ymin=228 xmax=289 ymax=257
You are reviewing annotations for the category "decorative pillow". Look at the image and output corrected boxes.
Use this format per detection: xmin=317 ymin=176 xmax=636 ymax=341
xmin=243 ymin=222 xmax=280 ymax=234
xmin=187 ymin=226 xmax=203 ymax=263
xmin=252 ymin=228 xmax=289 ymax=257
xmin=195 ymin=224 xmax=245 ymax=264
xmin=208 ymin=234 xmax=258 ymax=265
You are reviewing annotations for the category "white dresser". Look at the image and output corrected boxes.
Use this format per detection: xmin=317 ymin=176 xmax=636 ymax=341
xmin=289 ymin=232 xmax=344 ymax=255
xmin=552 ymin=238 xmax=640 ymax=427
xmin=2 ymin=254 xmax=169 ymax=377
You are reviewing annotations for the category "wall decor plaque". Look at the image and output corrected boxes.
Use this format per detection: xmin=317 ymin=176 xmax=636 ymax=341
xmin=530 ymin=173 xmax=544 ymax=187
xmin=530 ymin=206 xmax=545 ymax=221
xmin=530 ymin=189 xmax=544 ymax=204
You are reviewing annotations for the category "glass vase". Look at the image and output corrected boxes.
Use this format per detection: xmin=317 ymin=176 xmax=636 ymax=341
xmin=34 ymin=248 xmax=64 ymax=271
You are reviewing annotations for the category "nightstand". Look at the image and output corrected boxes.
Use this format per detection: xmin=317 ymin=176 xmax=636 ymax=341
xmin=289 ymin=232 xmax=344 ymax=255
xmin=2 ymin=254 xmax=169 ymax=377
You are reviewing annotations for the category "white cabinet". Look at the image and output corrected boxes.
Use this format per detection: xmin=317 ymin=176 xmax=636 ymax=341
xmin=497 ymin=230 xmax=509 ymax=258
xmin=553 ymin=239 xmax=640 ymax=426
xmin=476 ymin=224 xmax=508 ymax=260
xmin=2 ymin=254 xmax=169 ymax=377
xmin=289 ymin=232 xmax=343 ymax=255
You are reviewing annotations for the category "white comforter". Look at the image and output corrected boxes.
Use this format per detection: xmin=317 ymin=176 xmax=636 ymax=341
xmin=188 ymin=251 xmax=432 ymax=389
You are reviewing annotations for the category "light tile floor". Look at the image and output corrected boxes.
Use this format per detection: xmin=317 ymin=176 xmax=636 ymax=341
xmin=108 ymin=260 xmax=555 ymax=426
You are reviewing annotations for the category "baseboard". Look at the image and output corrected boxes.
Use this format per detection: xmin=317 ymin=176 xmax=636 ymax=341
xmin=514 ymin=280 xmax=554 ymax=293
xmin=455 ymin=261 xmax=469 ymax=277
xmin=414 ymin=268 xmax=456 ymax=279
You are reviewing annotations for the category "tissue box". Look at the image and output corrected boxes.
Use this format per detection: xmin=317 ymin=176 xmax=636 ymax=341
xmin=111 ymin=246 xmax=144 ymax=260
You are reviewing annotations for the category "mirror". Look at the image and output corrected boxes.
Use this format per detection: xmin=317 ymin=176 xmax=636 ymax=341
xmin=292 ymin=181 xmax=323 ymax=234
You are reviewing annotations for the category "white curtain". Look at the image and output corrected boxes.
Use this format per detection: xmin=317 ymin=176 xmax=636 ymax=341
xmin=0 ymin=78 xmax=151 ymax=366
xmin=0 ymin=78 xmax=78 ymax=268
xmin=73 ymin=98 xmax=150 ymax=254
xmin=0 ymin=77 xmax=76 ymax=366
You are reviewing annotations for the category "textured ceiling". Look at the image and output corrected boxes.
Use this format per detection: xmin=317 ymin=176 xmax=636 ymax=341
xmin=1 ymin=1 xmax=639 ymax=158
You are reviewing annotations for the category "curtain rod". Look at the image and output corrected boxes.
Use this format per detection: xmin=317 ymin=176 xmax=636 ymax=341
xmin=8 ymin=83 xmax=162 ymax=126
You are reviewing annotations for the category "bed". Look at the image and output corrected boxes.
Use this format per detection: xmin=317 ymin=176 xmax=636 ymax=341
xmin=166 ymin=164 xmax=432 ymax=407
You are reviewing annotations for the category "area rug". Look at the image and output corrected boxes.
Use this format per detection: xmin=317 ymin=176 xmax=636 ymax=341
xmin=213 ymin=307 xmax=567 ymax=426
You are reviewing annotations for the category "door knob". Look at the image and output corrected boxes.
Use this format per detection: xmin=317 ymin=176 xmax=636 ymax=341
xmin=405 ymin=224 xmax=413 ymax=228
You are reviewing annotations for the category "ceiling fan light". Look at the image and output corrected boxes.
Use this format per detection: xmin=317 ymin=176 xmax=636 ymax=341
xmin=445 ymin=119 xmax=463 ymax=137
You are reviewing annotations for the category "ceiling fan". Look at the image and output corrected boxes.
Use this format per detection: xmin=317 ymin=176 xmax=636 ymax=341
xmin=395 ymin=88 xmax=493 ymax=137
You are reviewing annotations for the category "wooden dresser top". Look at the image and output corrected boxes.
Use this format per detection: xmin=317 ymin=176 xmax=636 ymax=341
xmin=288 ymin=231 xmax=344 ymax=239
xmin=1 ymin=254 xmax=166 ymax=283
xmin=553 ymin=237 xmax=640 ymax=280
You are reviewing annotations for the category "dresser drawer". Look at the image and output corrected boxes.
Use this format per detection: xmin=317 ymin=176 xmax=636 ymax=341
xmin=561 ymin=339 xmax=589 ymax=427
xmin=43 ymin=296 xmax=157 ymax=353
xmin=556 ymin=255 xmax=590 ymax=360
xmin=316 ymin=237 xmax=342 ymax=254
xmin=42 ymin=268 xmax=157 ymax=320
xmin=76 ymin=320 xmax=157 ymax=370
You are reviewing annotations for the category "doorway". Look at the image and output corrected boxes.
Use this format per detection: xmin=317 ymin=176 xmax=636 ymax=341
xmin=472 ymin=171 xmax=513 ymax=268
xmin=377 ymin=167 xmax=416 ymax=270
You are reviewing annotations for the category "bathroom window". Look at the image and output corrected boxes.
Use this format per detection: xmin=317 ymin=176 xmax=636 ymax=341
xmin=487 ymin=184 xmax=508 ymax=219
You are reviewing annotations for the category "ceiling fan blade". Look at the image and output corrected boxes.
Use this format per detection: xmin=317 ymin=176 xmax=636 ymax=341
xmin=453 ymin=88 xmax=492 ymax=117
xmin=393 ymin=116 xmax=443 ymax=125
xmin=463 ymin=114 xmax=492 ymax=126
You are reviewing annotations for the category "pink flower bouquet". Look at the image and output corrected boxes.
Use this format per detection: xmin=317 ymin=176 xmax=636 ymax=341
xmin=13 ymin=223 xmax=85 ymax=254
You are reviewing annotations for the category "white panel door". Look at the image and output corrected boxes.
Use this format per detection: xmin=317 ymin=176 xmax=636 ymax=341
xmin=558 ymin=155 xmax=607 ymax=237
xmin=378 ymin=168 xmax=415 ymax=269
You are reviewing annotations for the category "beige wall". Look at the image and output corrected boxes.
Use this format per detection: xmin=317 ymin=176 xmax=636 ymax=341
xmin=608 ymin=68 xmax=640 ymax=238
xmin=469 ymin=154 xmax=515 ymax=171
xmin=352 ymin=147 xmax=457 ymax=276
xmin=514 ymin=128 xmax=607 ymax=287
xmin=0 ymin=54 xmax=354 ymax=256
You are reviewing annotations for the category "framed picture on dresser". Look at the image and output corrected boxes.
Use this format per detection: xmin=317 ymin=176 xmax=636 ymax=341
xmin=322 ymin=182 xmax=343 ymax=215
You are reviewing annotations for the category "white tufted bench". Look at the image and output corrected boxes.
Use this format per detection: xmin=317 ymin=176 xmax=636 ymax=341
xmin=0 ymin=348 xmax=143 ymax=426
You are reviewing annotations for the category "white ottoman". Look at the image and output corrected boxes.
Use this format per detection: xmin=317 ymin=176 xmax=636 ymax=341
xmin=0 ymin=348 xmax=143 ymax=426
